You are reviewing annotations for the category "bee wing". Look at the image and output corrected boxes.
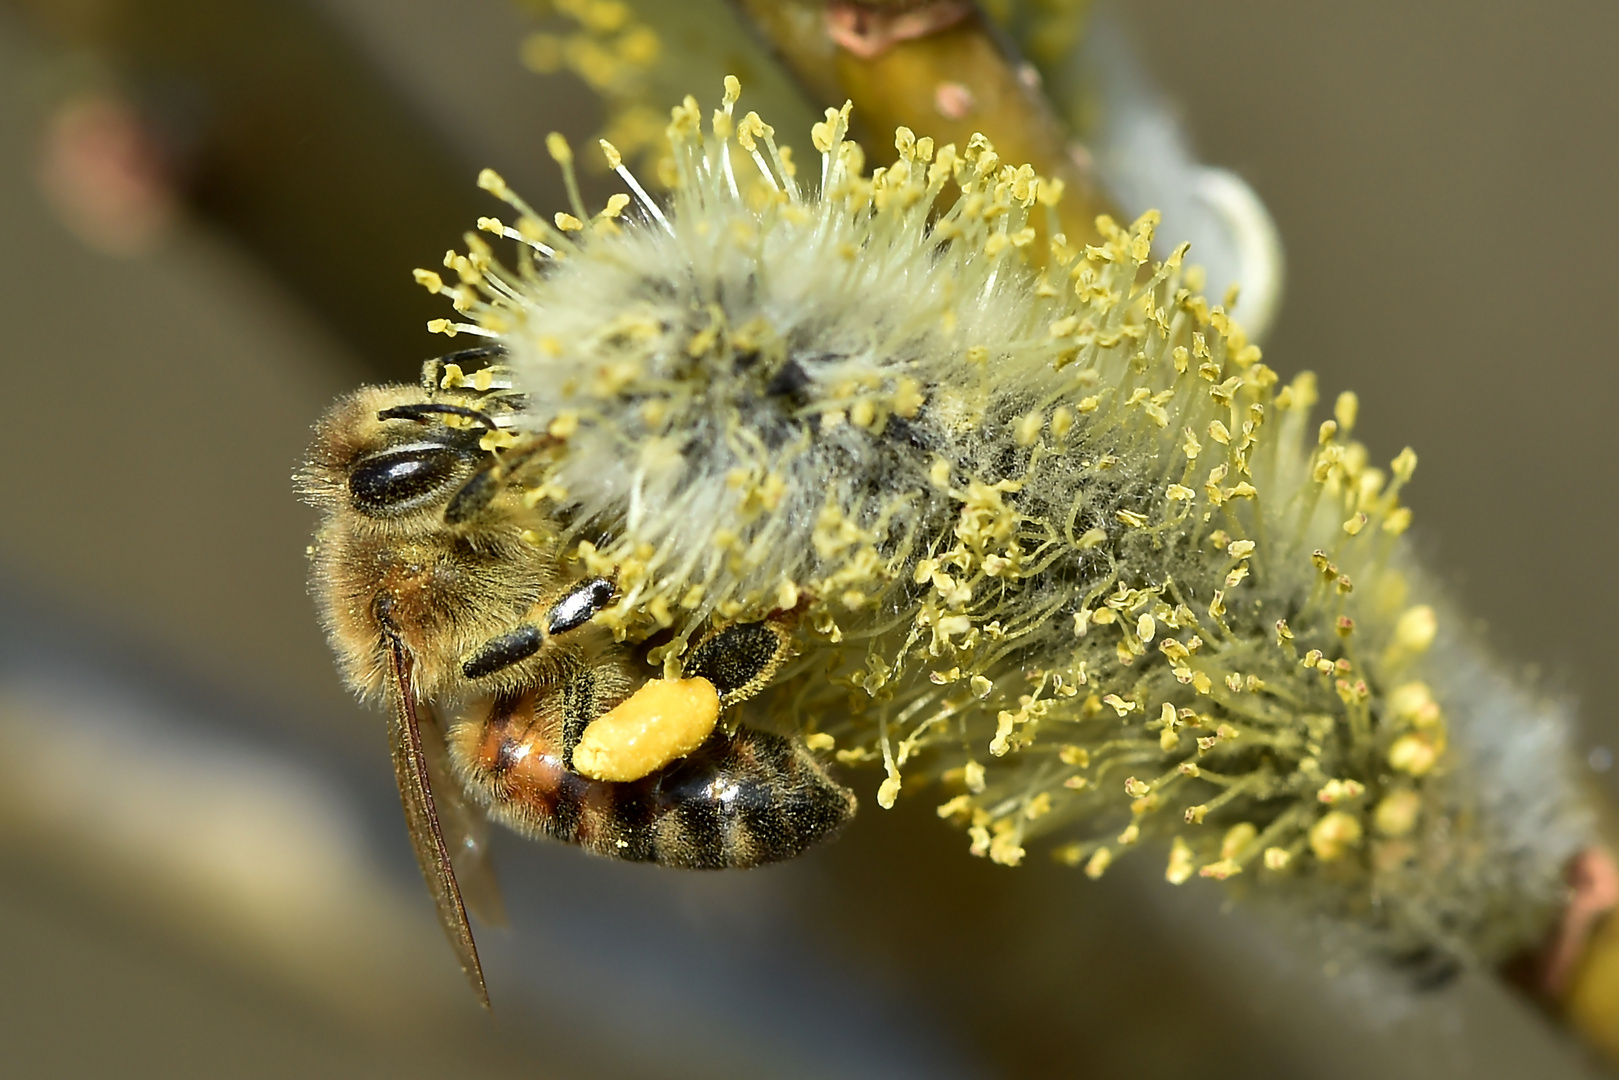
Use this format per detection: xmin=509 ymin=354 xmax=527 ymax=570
xmin=384 ymin=636 xmax=490 ymax=1009
xmin=414 ymin=694 xmax=509 ymax=928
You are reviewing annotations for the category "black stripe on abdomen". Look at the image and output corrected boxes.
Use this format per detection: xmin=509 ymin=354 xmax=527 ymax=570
xmin=636 ymin=728 xmax=856 ymax=868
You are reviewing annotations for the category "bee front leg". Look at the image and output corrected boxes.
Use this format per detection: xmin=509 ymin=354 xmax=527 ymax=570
xmin=457 ymin=576 xmax=617 ymax=682
xmin=461 ymin=623 xmax=544 ymax=680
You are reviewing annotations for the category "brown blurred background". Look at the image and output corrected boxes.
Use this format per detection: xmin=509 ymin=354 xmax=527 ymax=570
xmin=0 ymin=1 xmax=1614 ymax=1077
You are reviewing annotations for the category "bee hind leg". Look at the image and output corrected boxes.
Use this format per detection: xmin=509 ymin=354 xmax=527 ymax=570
xmin=682 ymin=619 xmax=793 ymax=708
xmin=561 ymin=615 xmax=796 ymax=784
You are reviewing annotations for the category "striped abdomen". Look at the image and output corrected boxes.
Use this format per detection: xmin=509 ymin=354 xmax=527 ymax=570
xmin=452 ymin=687 xmax=857 ymax=868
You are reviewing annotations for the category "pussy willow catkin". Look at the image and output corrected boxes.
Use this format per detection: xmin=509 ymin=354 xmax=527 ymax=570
xmin=421 ymin=78 xmax=1590 ymax=968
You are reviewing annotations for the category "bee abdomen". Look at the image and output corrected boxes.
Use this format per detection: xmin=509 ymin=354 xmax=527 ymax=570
xmin=461 ymin=693 xmax=856 ymax=869
xmin=639 ymin=728 xmax=857 ymax=868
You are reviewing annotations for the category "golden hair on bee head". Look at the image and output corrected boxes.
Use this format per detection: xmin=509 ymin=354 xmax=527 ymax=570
xmin=420 ymin=77 xmax=1592 ymax=974
xmin=298 ymin=365 xmax=576 ymax=704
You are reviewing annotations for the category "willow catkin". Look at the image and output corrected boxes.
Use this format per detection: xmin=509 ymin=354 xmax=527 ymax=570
xmin=421 ymin=78 xmax=1590 ymax=969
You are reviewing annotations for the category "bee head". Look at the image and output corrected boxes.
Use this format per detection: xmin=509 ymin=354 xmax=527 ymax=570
xmin=298 ymin=385 xmax=505 ymax=524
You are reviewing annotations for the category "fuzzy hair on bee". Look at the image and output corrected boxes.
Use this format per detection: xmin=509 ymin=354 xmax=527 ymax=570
xmin=421 ymin=76 xmax=1592 ymax=975
xmin=299 ymin=345 xmax=859 ymax=1004
xmin=298 ymin=363 xmax=562 ymax=705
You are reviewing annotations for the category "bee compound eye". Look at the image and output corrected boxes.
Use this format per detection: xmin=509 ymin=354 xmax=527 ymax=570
xmin=348 ymin=443 xmax=465 ymax=512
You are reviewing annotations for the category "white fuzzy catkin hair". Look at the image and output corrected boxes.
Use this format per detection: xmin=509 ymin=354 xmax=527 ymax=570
xmin=421 ymin=78 xmax=1590 ymax=968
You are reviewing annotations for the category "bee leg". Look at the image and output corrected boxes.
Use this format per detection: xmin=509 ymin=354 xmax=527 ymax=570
xmin=458 ymin=577 xmax=618 ymax=682
xmin=461 ymin=624 xmax=544 ymax=680
xmin=476 ymin=614 xmax=794 ymax=785
xmin=683 ymin=619 xmax=793 ymax=708
xmin=558 ymin=668 xmax=599 ymax=770
xmin=443 ymin=435 xmax=548 ymax=525
xmin=542 ymin=577 xmax=614 ymax=636
xmin=419 ymin=345 xmax=508 ymax=391
xmin=443 ymin=459 xmax=502 ymax=524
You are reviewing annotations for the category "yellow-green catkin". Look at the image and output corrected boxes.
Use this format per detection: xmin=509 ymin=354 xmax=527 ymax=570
xmin=517 ymin=0 xmax=814 ymax=178
xmin=426 ymin=80 xmax=1590 ymax=970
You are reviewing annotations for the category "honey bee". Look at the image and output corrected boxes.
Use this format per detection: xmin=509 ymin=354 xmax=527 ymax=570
xmin=299 ymin=347 xmax=857 ymax=1005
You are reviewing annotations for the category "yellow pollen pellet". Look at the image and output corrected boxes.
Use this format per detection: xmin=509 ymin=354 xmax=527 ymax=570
xmin=571 ymin=677 xmax=721 ymax=782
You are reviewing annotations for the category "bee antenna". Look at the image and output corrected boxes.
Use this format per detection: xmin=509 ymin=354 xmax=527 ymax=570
xmin=377 ymin=403 xmax=499 ymax=430
xmin=419 ymin=346 xmax=508 ymax=392
xmin=438 ymin=343 xmax=507 ymax=364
